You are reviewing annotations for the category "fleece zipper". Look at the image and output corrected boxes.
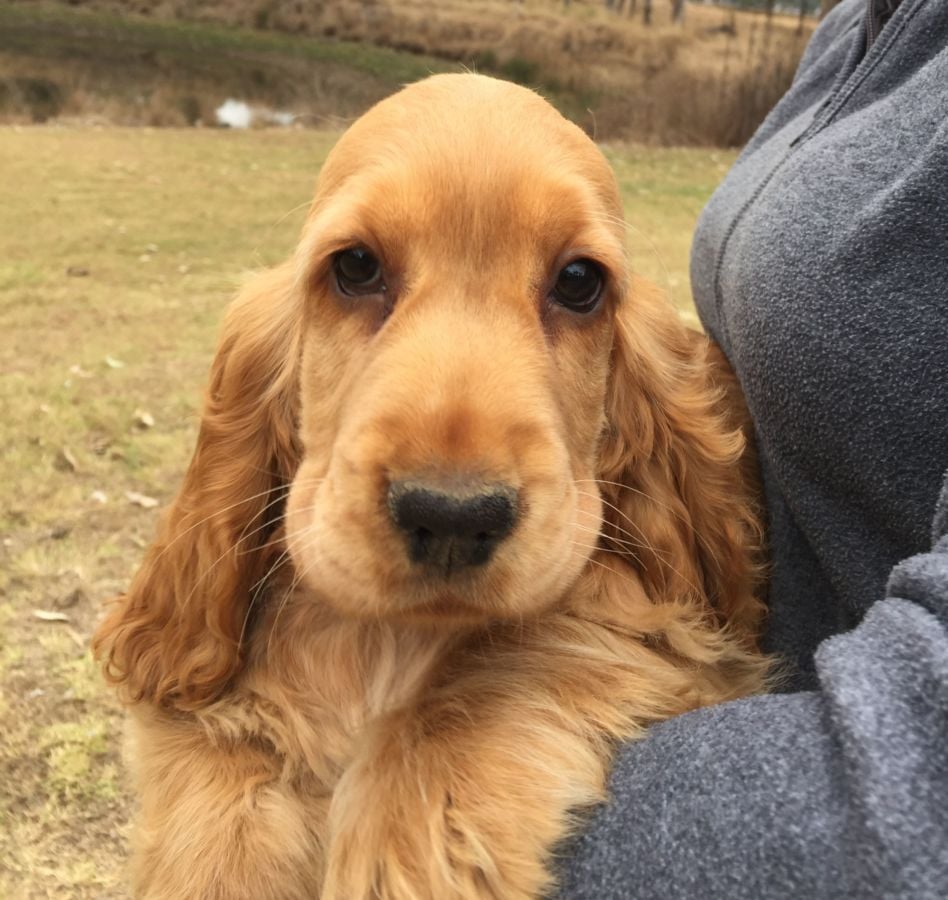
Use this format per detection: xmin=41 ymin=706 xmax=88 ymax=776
xmin=866 ymin=0 xmax=905 ymax=50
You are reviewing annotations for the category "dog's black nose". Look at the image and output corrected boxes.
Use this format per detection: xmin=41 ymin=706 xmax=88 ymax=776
xmin=388 ymin=481 xmax=518 ymax=572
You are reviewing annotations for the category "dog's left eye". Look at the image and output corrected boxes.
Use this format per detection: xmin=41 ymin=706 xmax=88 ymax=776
xmin=334 ymin=247 xmax=385 ymax=296
xmin=550 ymin=259 xmax=604 ymax=313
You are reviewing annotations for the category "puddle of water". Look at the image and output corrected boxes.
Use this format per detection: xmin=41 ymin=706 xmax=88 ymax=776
xmin=215 ymin=99 xmax=296 ymax=128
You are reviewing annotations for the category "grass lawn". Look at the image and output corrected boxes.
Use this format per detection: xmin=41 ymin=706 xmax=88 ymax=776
xmin=0 ymin=126 xmax=735 ymax=897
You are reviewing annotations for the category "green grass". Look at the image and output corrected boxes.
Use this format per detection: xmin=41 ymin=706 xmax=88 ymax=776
xmin=0 ymin=126 xmax=734 ymax=896
xmin=606 ymin=144 xmax=736 ymax=316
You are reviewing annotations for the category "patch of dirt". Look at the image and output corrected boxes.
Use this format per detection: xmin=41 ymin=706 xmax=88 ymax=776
xmin=0 ymin=512 xmax=142 ymax=897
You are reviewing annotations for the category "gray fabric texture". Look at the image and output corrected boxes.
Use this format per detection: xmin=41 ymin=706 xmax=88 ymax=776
xmin=559 ymin=0 xmax=948 ymax=896
xmin=692 ymin=0 xmax=948 ymax=688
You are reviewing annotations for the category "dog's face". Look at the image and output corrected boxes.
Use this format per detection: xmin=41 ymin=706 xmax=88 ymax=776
xmin=285 ymin=75 xmax=627 ymax=623
xmin=95 ymin=73 xmax=761 ymax=710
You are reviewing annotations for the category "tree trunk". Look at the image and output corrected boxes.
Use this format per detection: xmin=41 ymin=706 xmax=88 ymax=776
xmin=671 ymin=0 xmax=685 ymax=24
xmin=643 ymin=0 xmax=652 ymax=26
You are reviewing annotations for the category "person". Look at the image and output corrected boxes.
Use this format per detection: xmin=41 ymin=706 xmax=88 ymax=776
xmin=558 ymin=0 xmax=948 ymax=896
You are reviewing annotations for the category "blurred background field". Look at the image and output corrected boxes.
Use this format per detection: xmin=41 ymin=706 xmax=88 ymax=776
xmin=1 ymin=0 xmax=819 ymax=145
xmin=0 ymin=125 xmax=734 ymax=899
xmin=1 ymin=0 xmax=837 ymax=895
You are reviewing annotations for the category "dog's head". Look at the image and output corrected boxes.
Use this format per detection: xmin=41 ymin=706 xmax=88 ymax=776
xmin=287 ymin=75 xmax=625 ymax=623
xmin=95 ymin=75 xmax=762 ymax=709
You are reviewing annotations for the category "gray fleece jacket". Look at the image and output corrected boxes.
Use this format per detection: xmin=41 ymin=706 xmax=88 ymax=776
xmin=559 ymin=0 xmax=948 ymax=896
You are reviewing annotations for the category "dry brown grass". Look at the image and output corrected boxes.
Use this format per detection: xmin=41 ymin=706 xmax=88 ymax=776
xmin=3 ymin=0 xmax=814 ymax=144
xmin=0 ymin=3 xmax=455 ymax=129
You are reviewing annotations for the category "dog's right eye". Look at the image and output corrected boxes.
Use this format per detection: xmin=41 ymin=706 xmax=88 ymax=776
xmin=334 ymin=247 xmax=385 ymax=296
xmin=550 ymin=259 xmax=604 ymax=314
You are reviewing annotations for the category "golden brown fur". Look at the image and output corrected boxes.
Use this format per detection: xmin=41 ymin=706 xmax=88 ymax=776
xmin=94 ymin=74 xmax=769 ymax=899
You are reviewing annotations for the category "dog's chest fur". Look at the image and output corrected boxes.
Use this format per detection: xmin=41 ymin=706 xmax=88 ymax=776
xmin=210 ymin=597 xmax=464 ymax=787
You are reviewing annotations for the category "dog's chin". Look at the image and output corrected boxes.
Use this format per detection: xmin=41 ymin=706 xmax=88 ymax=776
xmin=394 ymin=595 xmax=500 ymax=627
xmin=291 ymin=542 xmax=587 ymax=627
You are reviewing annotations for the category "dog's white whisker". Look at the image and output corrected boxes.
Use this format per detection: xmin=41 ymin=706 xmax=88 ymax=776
xmin=574 ymin=490 xmax=664 ymax=550
xmin=572 ymin=522 xmax=653 ymax=557
xmin=574 ymin=491 xmax=704 ymax=596
xmin=571 ymin=510 xmax=655 ymax=550
xmin=575 ymin=477 xmax=715 ymax=547
xmin=151 ymin=482 xmax=293 ymax=563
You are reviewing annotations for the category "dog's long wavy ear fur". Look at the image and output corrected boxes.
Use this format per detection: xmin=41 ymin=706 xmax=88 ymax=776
xmin=93 ymin=263 xmax=302 ymax=710
xmin=598 ymin=278 xmax=765 ymax=643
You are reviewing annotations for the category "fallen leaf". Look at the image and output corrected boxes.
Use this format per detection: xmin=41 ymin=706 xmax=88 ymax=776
xmin=133 ymin=409 xmax=155 ymax=429
xmin=68 ymin=364 xmax=93 ymax=379
xmin=89 ymin=489 xmax=108 ymax=504
xmin=53 ymin=447 xmax=79 ymax=473
xmin=67 ymin=628 xmax=86 ymax=650
xmin=126 ymin=490 xmax=159 ymax=509
xmin=89 ymin=432 xmax=112 ymax=455
xmin=33 ymin=609 xmax=71 ymax=623
xmin=104 ymin=355 xmax=125 ymax=369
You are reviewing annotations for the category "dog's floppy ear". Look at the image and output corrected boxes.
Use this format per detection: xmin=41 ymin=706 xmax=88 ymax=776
xmin=93 ymin=263 xmax=302 ymax=710
xmin=597 ymin=278 xmax=765 ymax=642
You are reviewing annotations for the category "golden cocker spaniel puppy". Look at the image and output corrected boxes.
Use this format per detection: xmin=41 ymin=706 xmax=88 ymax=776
xmin=95 ymin=73 xmax=769 ymax=900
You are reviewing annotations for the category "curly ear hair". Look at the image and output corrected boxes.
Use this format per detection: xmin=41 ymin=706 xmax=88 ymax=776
xmin=597 ymin=278 xmax=765 ymax=643
xmin=93 ymin=263 xmax=302 ymax=710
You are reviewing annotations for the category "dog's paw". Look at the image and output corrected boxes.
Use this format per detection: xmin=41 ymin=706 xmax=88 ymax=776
xmin=322 ymin=732 xmax=547 ymax=900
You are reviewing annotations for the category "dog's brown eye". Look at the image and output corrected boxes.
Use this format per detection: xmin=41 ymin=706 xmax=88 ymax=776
xmin=334 ymin=247 xmax=384 ymax=296
xmin=551 ymin=259 xmax=603 ymax=313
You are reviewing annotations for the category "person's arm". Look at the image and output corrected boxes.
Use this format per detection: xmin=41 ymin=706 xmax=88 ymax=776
xmin=556 ymin=471 xmax=948 ymax=900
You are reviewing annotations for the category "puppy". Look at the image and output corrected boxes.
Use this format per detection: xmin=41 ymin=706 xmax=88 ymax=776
xmin=95 ymin=73 xmax=768 ymax=900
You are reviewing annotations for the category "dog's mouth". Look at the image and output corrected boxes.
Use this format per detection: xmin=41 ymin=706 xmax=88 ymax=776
xmin=398 ymin=593 xmax=496 ymax=625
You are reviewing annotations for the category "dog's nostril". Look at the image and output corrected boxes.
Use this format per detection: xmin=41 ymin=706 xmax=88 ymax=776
xmin=413 ymin=525 xmax=433 ymax=550
xmin=388 ymin=481 xmax=518 ymax=570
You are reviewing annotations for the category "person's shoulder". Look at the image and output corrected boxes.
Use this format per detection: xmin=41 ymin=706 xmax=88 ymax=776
xmin=794 ymin=0 xmax=864 ymax=83
xmin=812 ymin=0 xmax=865 ymax=47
